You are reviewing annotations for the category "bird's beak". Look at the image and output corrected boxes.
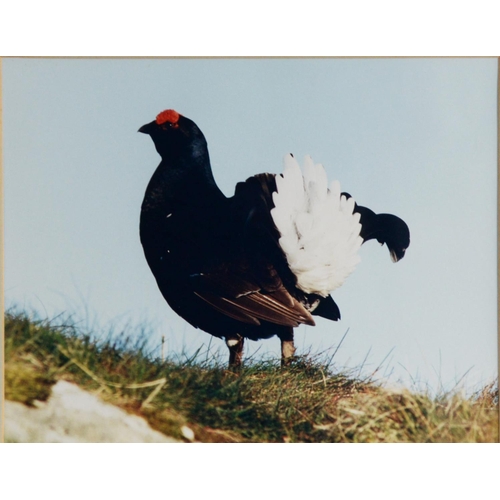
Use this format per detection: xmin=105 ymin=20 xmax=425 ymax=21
xmin=138 ymin=121 xmax=156 ymax=135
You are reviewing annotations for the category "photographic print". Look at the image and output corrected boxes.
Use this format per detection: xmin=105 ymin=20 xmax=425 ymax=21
xmin=2 ymin=57 xmax=498 ymax=442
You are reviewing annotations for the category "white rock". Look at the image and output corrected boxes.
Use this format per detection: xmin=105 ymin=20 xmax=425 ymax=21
xmin=4 ymin=380 xmax=179 ymax=443
xmin=181 ymin=425 xmax=195 ymax=441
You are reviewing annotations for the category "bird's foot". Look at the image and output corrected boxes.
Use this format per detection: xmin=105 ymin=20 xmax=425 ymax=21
xmin=280 ymin=339 xmax=297 ymax=367
xmin=226 ymin=336 xmax=244 ymax=369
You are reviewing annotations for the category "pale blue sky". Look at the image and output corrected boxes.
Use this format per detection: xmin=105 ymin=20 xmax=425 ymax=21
xmin=3 ymin=58 xmax=497 ymax=393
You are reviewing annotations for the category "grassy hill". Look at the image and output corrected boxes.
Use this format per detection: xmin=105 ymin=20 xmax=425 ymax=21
xmin=4 ymin=311 xmax=498 ymax=443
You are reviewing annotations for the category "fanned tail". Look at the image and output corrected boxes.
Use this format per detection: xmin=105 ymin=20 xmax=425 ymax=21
xmin=271 ymin=154 xmax=363 ymax=297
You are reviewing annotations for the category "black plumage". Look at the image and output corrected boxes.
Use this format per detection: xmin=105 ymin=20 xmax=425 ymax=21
xmin=139 ymin=109 xmax=410 ymax=366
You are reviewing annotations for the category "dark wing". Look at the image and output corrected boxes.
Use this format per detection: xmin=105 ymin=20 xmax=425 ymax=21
xmin=189 ymin=174 xmax=315 ymax=328
xmin=191 ymin=271 xmax=315 ymax=327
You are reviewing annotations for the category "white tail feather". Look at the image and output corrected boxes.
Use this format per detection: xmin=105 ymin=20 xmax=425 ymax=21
xmin=271 ymin=155 xmax=363 ymax=296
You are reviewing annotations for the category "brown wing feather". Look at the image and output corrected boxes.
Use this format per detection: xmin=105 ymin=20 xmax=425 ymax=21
xmin=193 ymin=274 xmax=315 ymax=328
xmin=193 ymin=291 xmax=262 ymax=325
xmin=234 ymin=288 xmax=315 ymax=326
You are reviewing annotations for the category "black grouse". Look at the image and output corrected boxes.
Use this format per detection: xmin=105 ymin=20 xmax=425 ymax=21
xmin=139 ymin=109 xmax=410 ymax=367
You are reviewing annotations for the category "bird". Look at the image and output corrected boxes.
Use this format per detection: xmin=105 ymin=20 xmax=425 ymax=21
xmin=139 ymin=109 xmax=410 ymax=367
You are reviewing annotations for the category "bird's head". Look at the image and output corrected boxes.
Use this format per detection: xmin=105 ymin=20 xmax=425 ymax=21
xmin=139 ymin=109 xmax=207 ymax=162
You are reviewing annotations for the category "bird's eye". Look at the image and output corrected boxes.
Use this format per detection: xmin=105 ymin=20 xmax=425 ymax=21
xmin=162 ymin=122 xmax=179 ymax=130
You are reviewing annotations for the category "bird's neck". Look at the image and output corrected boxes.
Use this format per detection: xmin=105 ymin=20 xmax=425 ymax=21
xmin=142 ymin=154 xmax=225 ymax=213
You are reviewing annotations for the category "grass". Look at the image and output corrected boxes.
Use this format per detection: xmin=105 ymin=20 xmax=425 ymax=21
xmin=4 ymin=310 xmax=498 ymax=443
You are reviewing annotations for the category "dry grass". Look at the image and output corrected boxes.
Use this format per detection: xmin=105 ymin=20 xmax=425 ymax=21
xmin=4 ymin=310 xmax=498 ymax=442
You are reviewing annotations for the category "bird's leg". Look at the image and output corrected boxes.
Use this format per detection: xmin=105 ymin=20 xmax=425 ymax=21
xmin=226 ymin=335 xmax=244 ymax=368
xmin=278 ymin=328 xmax=296 ymax=366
